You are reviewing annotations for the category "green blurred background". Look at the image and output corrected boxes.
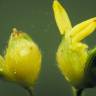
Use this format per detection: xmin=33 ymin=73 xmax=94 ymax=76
xmin=0 ymin=0 xmax=96 ymax=96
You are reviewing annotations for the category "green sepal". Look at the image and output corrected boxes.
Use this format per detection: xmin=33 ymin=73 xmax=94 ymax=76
xmin=82 ymin=47 xmax=96 ymax=88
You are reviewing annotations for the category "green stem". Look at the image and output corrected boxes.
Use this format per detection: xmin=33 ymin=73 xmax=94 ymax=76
xmin=72 ymin=87 xmax=83 ymax=96
xmin=24 ymin=87 xmax=33 ymax=96
xmin=76 ymin=89 xmax=83 ymax=96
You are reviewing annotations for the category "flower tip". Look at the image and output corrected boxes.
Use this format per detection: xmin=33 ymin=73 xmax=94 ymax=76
xmin=52 ymin=0 xmax=72 ymax=35
xmin=53 ymin=0 xmax=59 ymax=9
xmin=90 ymin=17 xmax=96 ymax=25
xmin=11 ymin=28 xmax=22 ymax=39
xmin=94 ymin=17 xmax=96 ymax=26
xmin=12 ymin=28 xmax=18 ymax=33
xmin=53 ymin=0 xmax=58 ymax=3
xmin=11 ymin=28 xmax=18 ymax=36
xmin=53 ymin=0 xmax=64 ymax=10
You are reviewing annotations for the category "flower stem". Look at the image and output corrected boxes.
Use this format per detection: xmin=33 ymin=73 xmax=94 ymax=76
xmin=72 ymin=87 xmax=83 ymax=96
xmin=24 ymin=86 xmax=33 ymax=96
xmin=76 ymin=89 xmax=83 ymax=96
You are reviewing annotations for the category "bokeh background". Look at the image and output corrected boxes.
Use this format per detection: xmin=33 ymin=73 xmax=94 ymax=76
xmin=0 ymin=0 xmax=96 ymax=96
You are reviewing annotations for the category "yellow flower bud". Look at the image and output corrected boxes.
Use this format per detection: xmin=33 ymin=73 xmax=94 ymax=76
xmin=53 ymin=0 xmax=96 ymax=88
xmin=2 ymin=28 xmax=41 ymax=87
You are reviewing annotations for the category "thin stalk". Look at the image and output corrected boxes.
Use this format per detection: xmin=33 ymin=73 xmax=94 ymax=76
xmin=24 ymin=86 xmax=34 ymax=96
xmin=72 ymin=87 xmax=83 ymax=96
xmin=76 ymin=89 xmax=83 ymax=96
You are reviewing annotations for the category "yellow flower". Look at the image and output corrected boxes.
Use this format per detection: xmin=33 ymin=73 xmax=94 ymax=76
xmin=53 ymin=0 xmax=96 ymax=87
xmin=0 ymin=28 xmax=41 ymax=88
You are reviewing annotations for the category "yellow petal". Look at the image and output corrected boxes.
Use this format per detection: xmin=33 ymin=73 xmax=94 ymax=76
xmin=71 ymin=17 xmax=96 ymax=38
xmin=0 ymin=55 xmax=4 ymax=74
xmin=72 ymin=18 xmax=96 ymax=42
xmin=4 ymin=29 xmax=42 ymax=86
xmin=53 ymin=0 xmax=72 ymax=35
